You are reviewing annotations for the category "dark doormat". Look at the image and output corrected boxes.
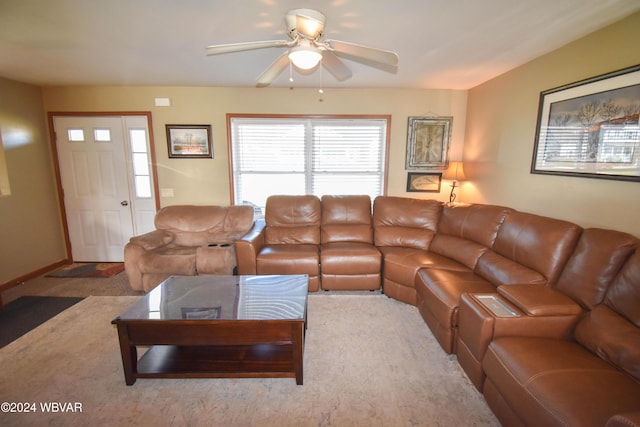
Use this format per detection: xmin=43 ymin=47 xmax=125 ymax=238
xmin=46 ymin=262 xmax=125 ymax=278
xmin=0 ymin=296 xmax=84 ymax=348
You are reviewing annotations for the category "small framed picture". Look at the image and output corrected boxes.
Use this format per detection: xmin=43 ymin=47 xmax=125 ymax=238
xmin=406 ymin=172 xmax=442 ymax=192
xmin=166 ymin=124 xmax=212 ymax=158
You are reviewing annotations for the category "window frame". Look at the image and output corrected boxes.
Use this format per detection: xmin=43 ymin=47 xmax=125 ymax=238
xmin=226 ymin=113 xmax=391 ymax=207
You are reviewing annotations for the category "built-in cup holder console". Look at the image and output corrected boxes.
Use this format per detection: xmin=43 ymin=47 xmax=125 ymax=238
xmin=474 ymin=294 xmax=519 ymax=317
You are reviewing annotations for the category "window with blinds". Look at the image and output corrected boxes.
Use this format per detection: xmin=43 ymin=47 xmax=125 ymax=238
xmin=229 ymin=115 xmax=389 ymax=213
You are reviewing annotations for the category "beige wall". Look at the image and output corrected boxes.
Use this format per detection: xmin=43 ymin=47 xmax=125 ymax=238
xmin=464 ymin=11 xmax=640 ymax=237
xmin=0 ymin=78 xmax=67 ymax=284
xmin=42 ymin=87 xmax=468 ymax=206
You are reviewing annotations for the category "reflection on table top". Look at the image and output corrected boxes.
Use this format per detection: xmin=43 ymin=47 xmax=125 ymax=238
xmin=117 ymin=274 xmax=309 ymax=321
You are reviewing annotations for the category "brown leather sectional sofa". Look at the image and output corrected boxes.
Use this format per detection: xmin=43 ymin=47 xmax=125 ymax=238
xmin=236 ymin=194 xmax=640 ymax=426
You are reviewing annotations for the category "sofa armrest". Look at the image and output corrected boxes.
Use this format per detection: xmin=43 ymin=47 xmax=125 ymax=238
xmin=128 ymin=229 xmax=174 ymax=251
xmin=497 ymin=284 xmax=582 ymax=316
xmin=235 ymin=219 xmax=266 ymax=275
xmin=606 ymin=412 xmax=640 ymax=427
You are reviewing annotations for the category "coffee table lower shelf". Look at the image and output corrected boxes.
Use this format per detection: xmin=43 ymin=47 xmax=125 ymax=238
xmin=136 ymin=344 xmax=298 ymax=382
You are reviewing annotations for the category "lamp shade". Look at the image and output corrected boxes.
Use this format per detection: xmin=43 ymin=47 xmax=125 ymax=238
xmin=442 ymin=161 xmax=466 ymax=181
xmin=288 ymin=46 xmax=322 ymax=70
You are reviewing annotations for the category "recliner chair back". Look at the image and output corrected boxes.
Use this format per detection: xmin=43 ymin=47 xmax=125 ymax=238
xmin=264 ymin=195 xmax=321 ymax=245
xmin=321 ymin=195 xmax=373 ymax=244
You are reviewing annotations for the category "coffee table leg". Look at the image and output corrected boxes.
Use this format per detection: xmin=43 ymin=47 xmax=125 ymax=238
xmin=292 ymin=322 xmax=304 ymax=385
xmin=115 ymin=323 xmax=137 ymax=385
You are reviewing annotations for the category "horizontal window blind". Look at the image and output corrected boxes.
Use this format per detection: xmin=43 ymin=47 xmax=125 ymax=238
xmin=230 ymin=116 xmax=388 ymax=213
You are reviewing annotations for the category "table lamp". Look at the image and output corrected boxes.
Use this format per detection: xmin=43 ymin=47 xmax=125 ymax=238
xmin=442 ymin=161 xmax=466 ymax=203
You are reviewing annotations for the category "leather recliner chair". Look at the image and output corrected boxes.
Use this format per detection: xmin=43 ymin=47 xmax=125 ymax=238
xmin=251 ymin=195 xmax=322 ymax=291
xmin=124 ymin=204 xmax=254 ymax=292
xmin=320 ymin=195 xmax=381 ymax=291
xmin=482 ymin=247 xmax=640 ymax=426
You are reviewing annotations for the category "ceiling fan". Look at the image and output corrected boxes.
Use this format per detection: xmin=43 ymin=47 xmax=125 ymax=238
xmin=205 ymin=8 xmax=399 ymax=87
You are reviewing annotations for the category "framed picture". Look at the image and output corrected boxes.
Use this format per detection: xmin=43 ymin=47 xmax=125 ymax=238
xmin=166 ymin=124 xmax=212 ymax=158
xmin=406 ymin=116 xmax=452 ymax=169
xmin=406 ymin=172 xmax=442 ymax=192
xmin=531 ymin=64 xmax=640 ymax=182
xmin=181 ymin=306 xmax=221 ymax=320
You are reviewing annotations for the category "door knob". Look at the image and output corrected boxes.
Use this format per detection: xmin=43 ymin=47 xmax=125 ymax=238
xmin=121 ymin=200 xmax=129 ymax=206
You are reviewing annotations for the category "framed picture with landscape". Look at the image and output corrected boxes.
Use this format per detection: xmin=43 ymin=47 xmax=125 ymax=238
xmin=531 ymin=64 xmax=640 ymax=182
xmin=406 ymin=172 xmax=442 ymax=192
xmin=166 ymin=124 xmax=213 ymax=158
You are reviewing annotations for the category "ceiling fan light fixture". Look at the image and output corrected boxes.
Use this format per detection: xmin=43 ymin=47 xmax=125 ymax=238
xmin=288 ymin=46 xmax=322 ymax=70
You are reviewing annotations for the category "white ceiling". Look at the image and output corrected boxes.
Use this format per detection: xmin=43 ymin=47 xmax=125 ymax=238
xmin=1 ymin=0 xmax=639 ymax=90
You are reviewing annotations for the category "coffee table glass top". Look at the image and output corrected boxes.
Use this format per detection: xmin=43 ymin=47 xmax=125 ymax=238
xmin=118 ymin=275 xmax=308 ymax=321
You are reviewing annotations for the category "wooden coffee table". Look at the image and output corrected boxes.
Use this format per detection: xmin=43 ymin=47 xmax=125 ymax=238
xmin=112 ymin=274 xmax=309 ymax=385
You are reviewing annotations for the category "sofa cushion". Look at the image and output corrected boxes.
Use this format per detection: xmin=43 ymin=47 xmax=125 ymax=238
xmin=574 ymin=249 xmax=640 ymax=381
xmin=555 ymin=228 xmax=637 ymax=309
xmin=429 ymin=204 xmax=512 ymax=270
xmin=416 ymin=269 xmax=495 ymax=353
xmin=256 ymin=244 xmax=319 ymax=276
xmin=264 ymin=195 xmax=321 ymax=245
xmin=321 ymin=195 xmax=373 ymax=244
xmin=429 ymin=234 xmax=490 ymax=270
xmin=128 ymin=229 xmax=174 ymax=251
xmin=373 ymin=196 xmax=442 ymax=250
xmin=416 ymin=269 xmax=495 ymax=325
xmin=436 ymin=203 xmax=512 ymax=247
xmin=154 ymin=205 xmax=254 ymax=247
xmin=475 ymin=250 xmax=547 ymax=286
xmin=483 ymin=337 xmax=640 ymax=427
xmin=604 ymin=249 xmax=640 ymax=327
xmin=575 ymin=305 xmax=640 ymax=381
xmin=155 ymin=205 xmax=228 ymax=231
xmin=379 ymin=247 xmax=466 ymax=287
xmin=138 ymin=245 xmax=197 ymax=275
xmin=477 ymin=211 xmax=582 ymax=286
xmin=320 ymin=242 xmax=380 ymax=274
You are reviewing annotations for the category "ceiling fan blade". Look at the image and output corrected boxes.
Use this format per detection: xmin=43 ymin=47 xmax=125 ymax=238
xmin=321 ymin=51 xmax=352 ymax=81
xmin=325 ymin=39 xmax=399 ymax=68
xmin=206 ymin=40 xmax=290 ymax=56
xmin=256 ymin=53 xmax=290 ymax=87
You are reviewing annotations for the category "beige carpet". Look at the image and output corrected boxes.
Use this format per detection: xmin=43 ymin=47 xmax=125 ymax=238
xmin=0 ymin=294 xmax=499 ymax=426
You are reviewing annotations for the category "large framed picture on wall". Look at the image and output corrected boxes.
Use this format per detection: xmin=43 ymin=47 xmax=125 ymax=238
xmin=531 ymin=64 xmax=640 ymax=182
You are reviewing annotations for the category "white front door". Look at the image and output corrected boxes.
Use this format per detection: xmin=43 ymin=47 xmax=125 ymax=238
xmin=53 ymin=115 xmax=156 ymax=262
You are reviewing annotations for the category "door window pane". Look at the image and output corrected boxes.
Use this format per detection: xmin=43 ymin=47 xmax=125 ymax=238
xmin=135 ymin=176 xmax=152 ymax=198
xmin=94 ymin=128 xmax=111 ymax=142
xmin=130 ymin=129 xmax=148 ymax=152
xmin=68 ymin=129 xmax=85 ymax=142
xmin=128 ymin=128 xmax=152 ymax=199
xmin=132 ymin=153 xmax=149 ymax=175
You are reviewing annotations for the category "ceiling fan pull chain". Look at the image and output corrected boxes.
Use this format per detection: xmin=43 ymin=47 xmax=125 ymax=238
xmin=318 ymin=60 xmax=324 ymax=102
xmin=289 ymin=60 xmax=294 ymax=89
